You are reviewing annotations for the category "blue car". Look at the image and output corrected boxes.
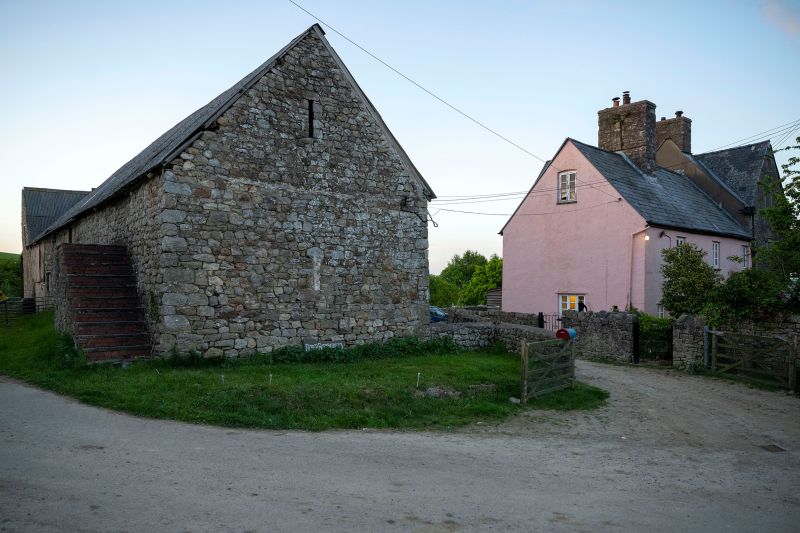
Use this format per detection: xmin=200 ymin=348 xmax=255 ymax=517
xmin=430 ymin=306 xmax=448 ymax=323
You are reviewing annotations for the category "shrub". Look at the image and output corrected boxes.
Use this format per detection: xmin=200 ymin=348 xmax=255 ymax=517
xmin=701 ymin=268 xmax=785 ymax=327
xmin=660 ymin=244 xmax=721 ymax=316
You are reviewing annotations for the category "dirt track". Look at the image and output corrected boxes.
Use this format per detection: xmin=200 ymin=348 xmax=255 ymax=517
xmin=1 ymin=361 xmax=798 ymax=532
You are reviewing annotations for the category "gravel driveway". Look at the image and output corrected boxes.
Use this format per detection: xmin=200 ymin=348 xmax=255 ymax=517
xmin=1 ymin=361 xmax=798 ymax=532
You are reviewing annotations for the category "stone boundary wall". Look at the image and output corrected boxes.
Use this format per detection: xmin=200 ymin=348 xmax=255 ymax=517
xmin=426 ymin=321 xmax=554 ymax=352
xmin=561 ymin=310 xmax=638 ymax=362
xmin=673 ymin=314 xmax=706 ymax=369
xmin=673 ymin=314 xmax=800 ymax=370
xmin=445 ymin=306 xmax=541 ymax=327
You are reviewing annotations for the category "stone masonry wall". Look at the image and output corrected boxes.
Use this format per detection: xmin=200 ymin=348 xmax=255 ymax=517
xmin=562 ymin=310 xmax=638 ymax=361
xmin=672 ymin=314 xmax=706 ymax=369
xmin=674 ymin=314 xmax=800 ymax=373
xmin=51 ymin=176 xmax=165 ymax=336
xmin=426 ymin=321 xmax=554 ymax=352
xmin=156 ymin=31 xmax=430 ymax=356
xmin=446 ymin=307 xmax=541 ymax=327
xmin=598 ymin=99 xmax=657 ymax=174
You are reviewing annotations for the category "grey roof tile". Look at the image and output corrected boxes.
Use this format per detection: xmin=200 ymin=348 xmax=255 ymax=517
xmin=22 ymin=188 xmax=89 ymax=245
xmin=694 ymin=141 xmax=770 ymax=205
xmin=570 ymin=139 xmax=751 ymax=239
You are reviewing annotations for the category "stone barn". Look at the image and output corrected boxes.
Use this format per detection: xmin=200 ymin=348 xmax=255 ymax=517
xmin=24 ymin=24 xmax=435 ymax=361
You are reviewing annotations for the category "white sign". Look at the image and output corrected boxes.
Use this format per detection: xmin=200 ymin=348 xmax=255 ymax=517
xmin=304 ymin=342 xmax=344 ymax=352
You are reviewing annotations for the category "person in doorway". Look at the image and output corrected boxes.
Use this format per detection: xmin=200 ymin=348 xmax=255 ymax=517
xmin=578 ymin=300 xmax=587 ymax=312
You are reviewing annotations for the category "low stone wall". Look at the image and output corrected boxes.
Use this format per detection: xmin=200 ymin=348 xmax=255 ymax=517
xmin=673 ymin=314 xmax=800 ymax=371
xmin=445 ymin=307 xmax=542 ymax=327
xmin=561 ymin=310 xmax=638 ymax=362
xmin=427 ymin=321 xmax=554 ymax=352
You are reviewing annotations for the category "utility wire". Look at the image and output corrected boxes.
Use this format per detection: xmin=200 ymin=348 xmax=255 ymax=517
xmin=289 ymin=0 xmax=547 ymax=164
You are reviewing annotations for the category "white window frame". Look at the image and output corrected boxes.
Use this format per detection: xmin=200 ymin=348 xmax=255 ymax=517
xmin=676 ymin=236 xmax=686 ymax=246
xmin=559 ymin=293 xmax=585 ymax=316
xmin=558 ymin=171 xmax=577 ymax=203
xmin=657 ymin=304 xmax=664 ymax=318
xmin=741 ymin=245 xmax=750 ymax=268
xmin=712 ymin=241 xmax=720 ymax=268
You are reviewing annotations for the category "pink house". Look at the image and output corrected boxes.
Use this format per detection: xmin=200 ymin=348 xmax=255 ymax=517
xmin=501 ymin=93 xmax=781 ymax=317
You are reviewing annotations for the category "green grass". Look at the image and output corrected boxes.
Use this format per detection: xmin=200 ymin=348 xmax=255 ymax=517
xmin=0 ymin=252 xmax=20 ymax=261
xmin=0 ymin=312 xmax=608 ymax=431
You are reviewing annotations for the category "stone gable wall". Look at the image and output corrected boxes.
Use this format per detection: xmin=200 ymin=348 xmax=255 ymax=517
xmin=155 ymin=31 xmax=430 ymax=356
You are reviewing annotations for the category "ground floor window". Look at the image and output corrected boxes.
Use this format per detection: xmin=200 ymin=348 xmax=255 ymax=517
xmin=559 ymin=294 xmax=585 ymax=315
xmin=741 ymin=245 xmax=750 ymax=268
xmin=657 ymin=303 xmax=665 ymax=318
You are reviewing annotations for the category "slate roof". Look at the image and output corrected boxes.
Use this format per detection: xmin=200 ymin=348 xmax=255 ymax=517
xmin=34 ymin=24 xmax=433 ymax=244
xmin=22 ymin=188 xmax=89 ymax=245
xmin=570 ymin=139 xmax=750 ymax=239
xmin=694 ymin=141 xmax=771 ymax=205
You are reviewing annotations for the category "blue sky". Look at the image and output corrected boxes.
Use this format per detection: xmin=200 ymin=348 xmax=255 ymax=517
xmin=1 ymin=0 xmax=798 ymax=273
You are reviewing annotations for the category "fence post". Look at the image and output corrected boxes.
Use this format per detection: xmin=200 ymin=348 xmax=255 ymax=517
xmin=711 ymin=333 xmax=717 ymax=372
xmin=790 ymin=335 xmax=798 ymax=394
xmin=520 ymin=341 xmax=529 ymax=404
xmin=537 ymin=312 xmax=544 ymax=329
xmin=703 ymin=326 xmax=710 ymax=368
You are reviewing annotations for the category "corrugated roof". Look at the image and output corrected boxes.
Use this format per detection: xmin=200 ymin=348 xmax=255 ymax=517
xmin=694 ymin=141 xmax=771 ymax=205
xmin=34 ymin=24 xmax=433 ymax=244
xmin=22 ymin=188 xmax=89 ymax=245
xmin=571 ymin=139 xmax=751 ymax=239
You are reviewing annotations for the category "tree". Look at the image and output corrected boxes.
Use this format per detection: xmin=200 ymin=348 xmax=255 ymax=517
xmin=428 ymin=274 xmax=460 ymax=307
xmin=757 ymin=136 xmax=800 ymax=309
xmin=0 ymin=254 xmax=22 ymax=297
xmin=660 ymin=243 xmax=721 ymax=317
xmin=439 ymin=250 xmax=487 ymax=289
xmin=461 ymin=255 xmax=502 ymax=305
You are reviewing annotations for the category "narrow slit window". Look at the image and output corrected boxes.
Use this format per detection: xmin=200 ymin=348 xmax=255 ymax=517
xmin=307 ymin=99 xmax=315 ymax=138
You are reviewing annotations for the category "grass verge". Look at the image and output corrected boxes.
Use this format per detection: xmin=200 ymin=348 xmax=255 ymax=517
xmin=0 ymin=312 xmax=608 ymax=431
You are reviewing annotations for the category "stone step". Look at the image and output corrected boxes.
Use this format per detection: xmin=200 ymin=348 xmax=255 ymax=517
xmin=71 ymin=296 xmax=141 ymax=309
xmin=62 ymin=264 xmax=134 ymax=275
xmin=67 ymin=286 xmax=138 ymax=298
xmin=66 ymin=274 xmax=136 ymax=287
xmin=75 ymin=321 xmax=148 ymax=336
xmin=76 ymin=333 xmax=151 ymax=349
xmin=74 ymin=308 xmax=144 ymax=322
xmin=82 ymin=345 xmax=152 ymax=362
xmin=61 ymin=244 xmax=127 ymax=255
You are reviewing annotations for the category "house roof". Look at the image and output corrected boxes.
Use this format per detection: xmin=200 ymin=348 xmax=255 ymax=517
xmin=22 ymin=187 xmax=89 ymax=245
xmin=570 ymin=139 xmax=751 ymax=239
xmin=34 ymin=24 xmax=434 ymax=244
xmin=693 ymin=141 xmax=771 ymax=205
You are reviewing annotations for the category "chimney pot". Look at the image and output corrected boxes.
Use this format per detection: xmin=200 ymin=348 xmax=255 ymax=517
xmin=612 ymin=97 xmax=620 ymax=107
xmin=622 ymin=91 xmax=631 ymax=105
xmin=675 ymin=110 xmax=683 ymax=117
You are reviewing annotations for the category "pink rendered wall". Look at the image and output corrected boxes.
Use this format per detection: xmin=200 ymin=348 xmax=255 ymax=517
xmin=502 ymin=141 xmax=646 ymax=315
xmin=643 ymin=228 xmax=749 ymax=315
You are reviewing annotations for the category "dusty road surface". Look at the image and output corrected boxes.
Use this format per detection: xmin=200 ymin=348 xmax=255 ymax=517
xmin=1 ymin=361 xmax=798 ymax=532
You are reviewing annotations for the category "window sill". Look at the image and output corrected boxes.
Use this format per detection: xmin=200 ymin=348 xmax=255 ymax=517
xmin=556 ymin=200 xmax=577 ymax=205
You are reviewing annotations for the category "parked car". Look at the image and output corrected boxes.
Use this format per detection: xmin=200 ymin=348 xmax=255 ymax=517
xmin=429 ymin=306 xmax=448 ymax=323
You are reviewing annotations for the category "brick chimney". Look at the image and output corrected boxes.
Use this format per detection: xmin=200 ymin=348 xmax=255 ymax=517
xmin=598 ymin=92 xmax=657 ymax=174
xmin=656 ymin=110 xmax=692 ymax=153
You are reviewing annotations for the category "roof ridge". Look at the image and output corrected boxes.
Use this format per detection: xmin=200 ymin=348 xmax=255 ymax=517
xmin=22 ymin=187 xmax=90 ymax=194
xmin=696 ymin=139 xmax=771 ymax=157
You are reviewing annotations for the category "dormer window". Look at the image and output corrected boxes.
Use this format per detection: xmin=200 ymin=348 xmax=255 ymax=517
xmin=558 ymin=171 xmax=576 ymax=203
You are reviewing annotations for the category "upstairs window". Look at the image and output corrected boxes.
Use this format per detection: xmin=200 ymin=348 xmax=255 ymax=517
xmin=741 ymin=245 xmax=750 ymax=268
xmin=712 ymin=241 xmax=720 ymax=268
xmin=676 ymin=236 xmax=686 ymax=246
xmin=558 ymin=171 xmax=576 ymax=203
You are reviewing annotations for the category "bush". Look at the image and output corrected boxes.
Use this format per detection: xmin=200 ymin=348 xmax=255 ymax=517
xmin=660 ymin=244 xmax=721 ymax=316
xmin=701 ymin=268 xmax=785 ymax=327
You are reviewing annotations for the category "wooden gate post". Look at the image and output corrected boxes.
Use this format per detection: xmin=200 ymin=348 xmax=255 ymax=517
xmin=520 ymin=341 xmax=529 ymax=404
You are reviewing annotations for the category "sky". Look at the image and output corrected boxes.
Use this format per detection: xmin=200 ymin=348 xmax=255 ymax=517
xmin=1 ymin=0 xmax=798 ymax=273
